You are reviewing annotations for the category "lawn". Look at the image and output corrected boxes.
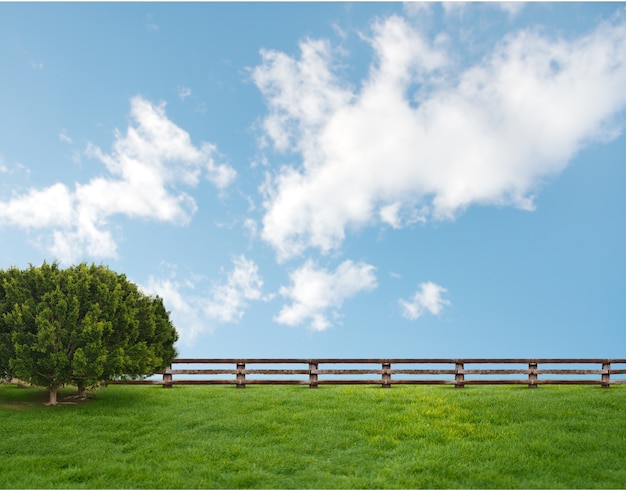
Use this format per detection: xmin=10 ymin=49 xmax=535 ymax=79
xmin=1 ymin=383 xmax=625 ymax=488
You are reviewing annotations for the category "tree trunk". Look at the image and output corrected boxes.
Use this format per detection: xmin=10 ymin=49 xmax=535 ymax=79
xmin=76 ymin=380 xmax=87 ymax=399
xmin=48 ymin=387 xmax=59 ymax=405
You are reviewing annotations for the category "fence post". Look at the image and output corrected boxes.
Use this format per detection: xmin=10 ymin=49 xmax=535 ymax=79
xmin=236 ymin=362 xmax=246 ymax=388
xmin=382 ymin=362 xmax=391 ymax=388
xmin=455 ymin=362 xmax=465 ymax=388
xmin=309 ymin=361 xmax=318 ymax=389
xmin=163 ymin=364 xmax=173 ymax=388
xmin=528 ymin=362 xmax=538 ymax=388
xmin=602 ymin=362 xmax=611 ymax=388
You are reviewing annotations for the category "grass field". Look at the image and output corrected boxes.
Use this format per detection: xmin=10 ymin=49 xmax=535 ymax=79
xmin=1 ymin=383 xmax=626 ymax=488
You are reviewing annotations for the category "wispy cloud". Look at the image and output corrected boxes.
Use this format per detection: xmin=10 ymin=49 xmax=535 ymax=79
xmin=145 ymin=13 xmax=159 ymax=32
xmin=275 ymin=260 xmax=377 ymax=331
xmin=497 ymin=2 xmax=525 ymax=19
xmin=205 ymin=255 xmax=269 ymax=323
xmin=59 ymin=130 xmax=73 ymax=144
xmin=0 ymin=159 xmax=30 ymax=179
xmin=0 ymin=96 xmax=236 ymax=263
xmin=399 ymin=281 xmax=450 ymax=320
xmin=442 ymin=2 xmax=468 ymax=18
xmin=143 ymin=275 xmax=210 ymax=346
xmin=143 ymin=256 xmax=267 ymax=345
xmin=254 ymin=12 xmax=626 ymax=261
xmin=403 ymin=2 xmax=434 ymax=20
xmin=178 ymin=86 xmax=192 ymax=101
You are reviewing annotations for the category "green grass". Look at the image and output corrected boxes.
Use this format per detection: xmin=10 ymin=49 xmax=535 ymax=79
xmin=1 ymin=383 xmax=626 ymax=488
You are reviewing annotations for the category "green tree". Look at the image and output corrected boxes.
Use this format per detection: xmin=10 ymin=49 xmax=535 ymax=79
xmin=0 ymin=266 xmax=22 ymax=382
xmin=0 ymin=262 xmax=178 ymax=404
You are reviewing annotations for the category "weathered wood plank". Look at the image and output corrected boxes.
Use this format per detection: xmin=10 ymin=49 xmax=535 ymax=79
xmin=236 ymin=379 xmax=310 ymax=385
xmin=460 ymin=369 xmax=529 ymax=375
xmin=243 ymin=369 xmax=310 ymax=375
xmin=314 ymin=359 xmax=458 ymax=364
xmin=318 ymin=379 xmax=454 ymax=385
xmin=317 ymin=379 xmax=391 ymax=385
xmin=106 ymin=380 xmax=164 ymax=385
xmin=462 ymin=379 xmax=530 ymax=385
xmin=171 ymin=379 xmax=236 ymax=385
xmin=172 ymin=359 xmax=310 ymax=364
xmin=169 ymin=358 xmax=626 ymax=365
xmin=170 ymin=379 xmax=310 ymax=385
xmin=313 ymin=369 xmax=382 ymax=375
xmin=390 ymin=369 xmax=456 ymax=375
xmin=536 ymin=369 xmax=606 ymax=375
xmin=535 ymin=379 xmax=603 ymax=385
xmin=386 ymin=379 xmax=456 ymax=385
xmin=168 ymin=369 xmax=236 ymax=375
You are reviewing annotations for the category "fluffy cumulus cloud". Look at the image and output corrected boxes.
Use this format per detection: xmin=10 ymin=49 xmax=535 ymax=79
xmin=399 ymin=281 xmax=450 ymax=320
xmin=0 ymin=183 xmax=75 ymax=230
xmin=0 ymin=96 xmax=236 ymax=263
xmin=275 ymin=260 xmax=377 ymax=331
xmin=143 ymin=256 xmax=266 ymax=345
xmin=255 ymin=12 xmax=626 ymax=261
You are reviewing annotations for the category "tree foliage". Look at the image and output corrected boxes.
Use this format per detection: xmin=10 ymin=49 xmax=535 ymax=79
xmin=0 ymin=262 xmax=178 ymax=404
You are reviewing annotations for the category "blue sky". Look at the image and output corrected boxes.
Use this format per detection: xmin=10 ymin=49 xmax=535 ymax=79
xmin=1 ymin=2 xmax=625 ymax=360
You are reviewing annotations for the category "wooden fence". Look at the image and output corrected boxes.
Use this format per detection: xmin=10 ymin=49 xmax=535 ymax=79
xmin=112 ymin=358 xmax=626 ymax=388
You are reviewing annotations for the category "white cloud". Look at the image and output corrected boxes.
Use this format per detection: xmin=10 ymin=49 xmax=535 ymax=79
xmin=253 ymin=38 xmax=354 ymax=154
xmin=0 ymin=183 xmax=74 ymax=229
xmin=497 ymin=2 xmax=525 ymax=19
xmin=142 ymin=256 xmax=266 ymax=345
xmin=255 ymin=12 xmax=626 ymax=261
xmin=59 ymin=130 xmax=73 ymax=144
xmin=442 ymin=2 xmax=468 ymax=18
xmin=379 ymin=203 xmax=400 ymax=229
xmin=275 ymin=260 xmax=377 ymax=331
xmin=146 ymin=14 xmax=159 ymax=31
xmin=178 ymin=86 xmax=192 ymax=101
xmin=203 ymin=145 xmax=237 ymax=189
xmin=243 ymin=217 xmax=258 ymax=240
xmin=205 ymin=255 xmax=267 ymax=323
xmin=0 ymin=160 xmax=30 ymax=180
xmin=142 ymin=275 xmax=211 ymax=346
xmin=382 ymin=203 xmax=429 ymax=230
xmin=0 ymin=96 xmax=236 ymax=263
xmin=399 ymin=281 xmax=450 ymax=320
xmin=403 ymin=2 xmax=434 ymax=19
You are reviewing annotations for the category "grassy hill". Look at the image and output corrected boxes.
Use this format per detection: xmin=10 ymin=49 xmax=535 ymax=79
xmin=1 ymin=383 xmax=625 ymax=488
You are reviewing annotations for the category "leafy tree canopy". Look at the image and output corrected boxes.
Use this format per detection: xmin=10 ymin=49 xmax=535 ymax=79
xmin=0 ymin=262 xmax=178 ymax=404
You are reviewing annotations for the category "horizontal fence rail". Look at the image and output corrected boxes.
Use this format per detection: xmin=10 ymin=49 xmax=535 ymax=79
xmin=108 ymin=359 xmax=626 ymax=389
